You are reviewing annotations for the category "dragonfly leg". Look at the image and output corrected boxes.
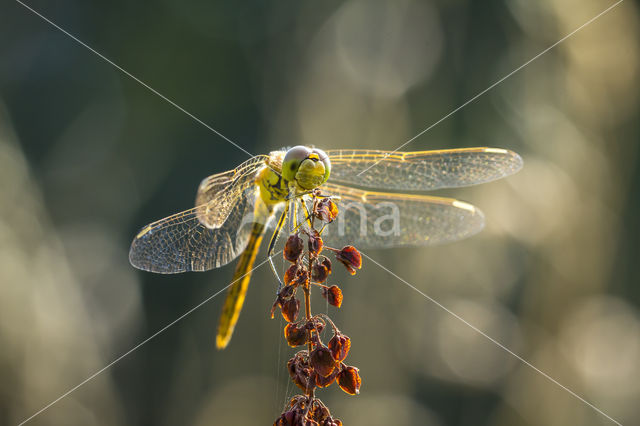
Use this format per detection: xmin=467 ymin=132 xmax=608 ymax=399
xmin=286 ymin=190 xmax=312 ymax=201
xmin=299 ymin=197 xmax=314 ymax=229
xmin=267 ymin=202 xmax=288 ymax=290
xmin=268 ymin=257 xmax=282 ymax=291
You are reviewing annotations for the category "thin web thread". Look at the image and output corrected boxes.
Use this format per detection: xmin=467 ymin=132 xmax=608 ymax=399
xmin=14 ymin=0 xmax=253 ymax=159
xmin=355 ymin=0 xmax=624 ymax=177
xmin=17 ymin=254 xmax=275 ymax=426
xmin=361 ymin=252 xmax=623 ymax=426
xmin=278 ymin=251 xmax=294 ymax=414
xmin=275 ymin=309 xmax=284 ymax=413
xmin=13 ymin=0 xmax=626 ymax=424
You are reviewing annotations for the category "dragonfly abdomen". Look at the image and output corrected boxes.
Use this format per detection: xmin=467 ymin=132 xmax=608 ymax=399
xmin=216 ymin=220 xmax=266 ymax=349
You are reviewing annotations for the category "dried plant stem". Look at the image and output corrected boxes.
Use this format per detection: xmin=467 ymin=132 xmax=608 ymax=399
xmin=305 ymin=205 xmax=315 ymax=363
xmin=303 ymin=276 xmax=314 ymax=399
xmin=274 ymin=193 xmax=361 ymax=425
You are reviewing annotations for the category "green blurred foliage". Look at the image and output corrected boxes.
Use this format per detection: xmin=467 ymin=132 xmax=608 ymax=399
xmin=1 ymin=1 xmax=639 ymax=425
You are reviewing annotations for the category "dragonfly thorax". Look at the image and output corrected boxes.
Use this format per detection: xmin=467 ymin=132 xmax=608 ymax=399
xmin=257 ymin=166 xmax=289 ymax=206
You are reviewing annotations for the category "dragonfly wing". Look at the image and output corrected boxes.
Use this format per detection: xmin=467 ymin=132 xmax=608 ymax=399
xmin=317 ymin=182 xmax=485 ymax=249
xmin=326 ymin=148 xmax=522 ymax=191
xmin=195 ymin=155 xmax=268 ymax=229
xmin=130 ymin=187 xmax=261 ymax=273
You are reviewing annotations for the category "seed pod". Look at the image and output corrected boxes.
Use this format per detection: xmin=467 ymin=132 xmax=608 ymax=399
xmin=315 ymin=369 xmax=338 ymax=388
xmin=322 ymin=285 xmax=343 ymax=308
xmin=288 ymin=352 xmax=315 ymax=393
xmin=284 ymin=234 xmax=304 ymax=262
xmin=321 ymin=257 xmax=332 ymax=273
xmin=284 ymin=323 xmax=309 ymax=347
xmin=310 ymin=346 xmax=337 ymax=377
xmin=293 ymin=267 xmax=310 ymax=287
xmin=308 ymin=229 xmax=324 ymax=256
xmin=274 ymin=410 xmax=298 ymax=426
xmin=281 ymin=297 xmax=300 ymax=323
xmin=337 ymin=365 xmax=361 ymax=395
xmin=335 ymin=246 xmax=362 ymax=275
xmin=328 ymin=333 xmax=351 ymax=362
xmin=278 ymin=284 xmax=295 ymax=300
xmin=310 ymin=400 xmax=331 ymax=423
xmin=320 ymin=418 xmax=343 ymax=426
xmin=284 ymin=263 xmax=301 ymax=286
xmin=311 ymin=258 xmax=331 ymax=283
xmin=306 ymin=317 xmax=325 ymax=334
xmin=287 ymin=395 xmax=306 ymax=409
xmin=291 ymin=372 xmax=312 ymax=393
xmin=314 ymin=198 xmax=339 ymax=223
xmin=286 ymin=356 xmax=297 ymax=379
xmin=269 ymin=295 xmax=282 ymax=319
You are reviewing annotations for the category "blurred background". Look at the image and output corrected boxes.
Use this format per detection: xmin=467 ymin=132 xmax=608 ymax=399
xmin=1 ymin=0 xmax=639 ymax=425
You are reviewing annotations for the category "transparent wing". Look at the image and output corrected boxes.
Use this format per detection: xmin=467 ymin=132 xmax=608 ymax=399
xmin=195 ymin=155 xmax=268 ymax=228
xmin=129 ymin=187 xmax=261 ymax=273
xmin=326 ymin=148 xmax=522 ymax=191
xmin=317 ymin=182 xmax=484 ymax=249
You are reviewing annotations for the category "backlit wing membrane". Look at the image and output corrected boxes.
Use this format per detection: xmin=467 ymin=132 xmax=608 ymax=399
xmin=317 ymin=182 xmax=485 ymax=249
xmin=195 ymin=155 xmax=268 ymax=228
xmin=131 ymin=148 xmax=519 ymax=271
xmin=326 ymin=148 xmax=522 ymax=191
xmin=129 ymin=186 xmax=259 ymax=273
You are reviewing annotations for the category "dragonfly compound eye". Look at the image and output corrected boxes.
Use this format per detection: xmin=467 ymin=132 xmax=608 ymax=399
xmin=283 ymin=146 xmax=331 ymax=190
xmin=282 ymin=145 xmax=312 ymax=182
xmin=312 ymin=148 xmax=331 ymax=184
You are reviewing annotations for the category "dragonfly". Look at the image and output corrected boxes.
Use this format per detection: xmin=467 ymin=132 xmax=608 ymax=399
xmin=129 ymin=146 xmax=522 ymax=349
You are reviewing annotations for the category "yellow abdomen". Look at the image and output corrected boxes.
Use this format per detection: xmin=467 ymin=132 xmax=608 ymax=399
xmin=215 ymin=165 xmax=288 ymax=349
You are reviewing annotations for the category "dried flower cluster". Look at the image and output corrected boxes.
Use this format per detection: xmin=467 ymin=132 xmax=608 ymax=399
xmin=272 ymin=193 xmax=362 ymax=426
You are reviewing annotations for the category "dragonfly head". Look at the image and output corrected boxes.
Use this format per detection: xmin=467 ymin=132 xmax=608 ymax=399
xmin=282 ymin=146 xmax=331 ymax=190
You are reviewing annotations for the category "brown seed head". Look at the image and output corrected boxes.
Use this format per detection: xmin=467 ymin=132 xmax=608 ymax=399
xmin=322 ymin=285 xmax=343 ymax=308
xmin=288 ymin=352 xmax=315 ymax=393
xmin=310 ymin=346 xmax=338 ymax=377
xmin=314 ymin=369 xmax=338 ymax=388
xmin=284 ymin=263 xmax=301 ymax=286
xmin=281 ymin=297 xmax=300 ymax=323
xmin=293 ymin=267 xmax=310 ymax=287
xmin=287 ymin=356 xmax=297 ymax=378
xmin=310 ymin=400 xmax=331 ymax=422
xmin=306 ymin=317 xmax=325 ymax=334
xmin=281 ymin=296 xmax=300 ymax=322
xmin=321 ymin=257 xmax=332 ymax=273
xmin=284 ymin=234 xmax=304 ymax=262
xmin=314 ymin=198 xmax=339 ymax=223
xmin=311 ymin=258 xmax=331 ymax=283
xmin=278 ymin=284 xmax=296 ymax=300
xmin=308 ymin=229 xmax=324 ymax=256
xmin=287 ymin=395 xmax=306 ymax=409
xmin=335 ymin=246 xmax=362 ymax=275
xmin=284 ymin=323 xmax=309 ymax=347
xmin=328 ymin=333 xmax=351 ymax=362
xmin=274 ymin=410 xmax=299 ymax=426
xmin=337 ymin=365 xmax=361 ymax=395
